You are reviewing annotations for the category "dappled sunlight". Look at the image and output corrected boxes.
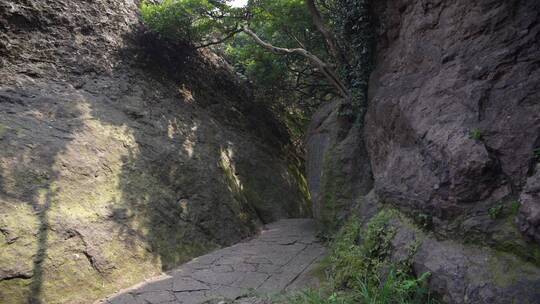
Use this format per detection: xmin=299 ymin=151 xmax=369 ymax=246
xmin=0 ymin=86 xmax=165 ymax=303
xmin=178 ymin=84 xmax=195 ymax=104
xmin=181 ymin=122 xmax=199 ymax=158
xmin=0 ymin=153 xmax=45 ymax=200
xmin=167 ymin=118 xmax=179 ymax=139
xmin=220 ymin=145 xmax=243 ymax=192
xmin=2 ymin=0 xmax=539 ymax=302
xmin=219 ymin=145 xmax=254 ymax=223
xmin=0 ymin=59 xmax=310 ymax=304
xmin=50 ymin=101 xmax=139 ymax=221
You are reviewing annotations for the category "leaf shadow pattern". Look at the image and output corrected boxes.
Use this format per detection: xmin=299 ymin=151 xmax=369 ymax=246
xmin=0 ymin=25 xmax=308 ymax=304
xmin=85 ymin=30 xmax=310 ymax=272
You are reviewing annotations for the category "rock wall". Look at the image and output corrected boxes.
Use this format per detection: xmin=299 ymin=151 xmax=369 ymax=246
xmin=306 ymin=101 xmax=373 ymax=231
xmin=307 ymin=0 xmax=540 ymax=302
xmin=366 ymin=0 xmax=540 ymax=251
xmin=0 ymin=1 xmax=308 ymax=303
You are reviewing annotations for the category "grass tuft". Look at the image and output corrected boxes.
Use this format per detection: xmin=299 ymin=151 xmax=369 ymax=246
xmin=287 ymin=211 xmax=437 ymax=304
xmin=469 ymin=128 xmax=483 ymax=141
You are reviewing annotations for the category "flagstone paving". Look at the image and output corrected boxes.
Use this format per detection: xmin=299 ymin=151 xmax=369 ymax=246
xmin=99 ymin=219 xmax=326 ymax=304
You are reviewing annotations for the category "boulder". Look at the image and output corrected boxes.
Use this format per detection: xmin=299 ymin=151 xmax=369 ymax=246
xmin=366 ymin=0 xmax=540 ymax=242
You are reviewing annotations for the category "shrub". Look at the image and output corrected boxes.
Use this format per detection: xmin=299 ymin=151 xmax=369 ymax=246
xmin=469 ymin=128 xmax=483 ymax=140
xmin=288 ymin=212 xmax=436 ymax=304
xmin=488 ymin=204 xmax=504 ymax=220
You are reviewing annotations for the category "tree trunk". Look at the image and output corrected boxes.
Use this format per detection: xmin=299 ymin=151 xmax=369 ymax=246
xmin=305 ymin=0 xmax=347 ymax=65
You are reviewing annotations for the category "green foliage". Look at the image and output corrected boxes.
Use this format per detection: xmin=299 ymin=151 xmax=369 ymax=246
xmin=141 ymin=0 xmax=241 ymax=43
xmin=140 ymin=0 xmax=327 ymax=101
xmin=294 ymin=212 xmax=436 ymax=304
xmin=226 ymin=0 xmax=333 ymax=120
xmin=226 ymin=0 xmax=323 ymax=91
xmin=534 ymin=148 xmax=540 ymax=159
xmin=487 ymin=200 xmax=520 ymax=220
xmin=356 ymin=270 xmax=434 ymax=304
xmin=510 ymin=200 xmax=520 ymax=215
xmin=488 ymin=204 xmax=504 ymax=220
xmin=470 ymin=128 xmax=483 ymax=140
xmin=140 ymin=0 xmax=335 ymax=146
xmin=326 ymin=215 xmax=370 ymax=288
xmin=324 ymin=0 xmax=375 ymax=121
xmin=288 ymin=289 xmax=356 ymax=304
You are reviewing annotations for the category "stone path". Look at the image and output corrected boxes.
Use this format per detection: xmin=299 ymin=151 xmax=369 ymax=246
xmin=99 ymin=219 xmax=326 ymax=304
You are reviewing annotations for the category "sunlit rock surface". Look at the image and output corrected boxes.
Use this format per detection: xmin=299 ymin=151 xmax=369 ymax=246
xmin=0 ymin=1 xmax=308 ymax=303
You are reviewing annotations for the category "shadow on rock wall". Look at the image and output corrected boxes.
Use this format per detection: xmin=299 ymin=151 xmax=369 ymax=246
xmin=0 ymin=28 xmax=308 ymax=304
xmin=0 ymin=84 xmax=85 ymax=303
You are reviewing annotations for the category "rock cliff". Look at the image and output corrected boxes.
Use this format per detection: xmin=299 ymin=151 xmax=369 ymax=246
xmin=307 ymin=0 xmax=540 ymax=302
xmin=0 ymin=1 xmax=308 ymax=303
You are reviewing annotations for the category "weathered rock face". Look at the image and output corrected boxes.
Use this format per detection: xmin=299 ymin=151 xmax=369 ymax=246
xmin=0 ymin=1 xmax=308 ymax=303
xmin=519 ymin=164 xmax=540 ymax=243
xmin=347 ymin=192 xmax=540 ymax=304
xmin=306 ymin=101 xmax=373 ymax=231
xmin=366 ymin=0 xmax=540 ymax=247
xmin=307 ymin=0 xmax=540 ymax=302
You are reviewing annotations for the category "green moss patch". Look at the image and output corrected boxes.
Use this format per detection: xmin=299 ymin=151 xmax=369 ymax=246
xmin=319 ymin=149 xmax=350 ymax=234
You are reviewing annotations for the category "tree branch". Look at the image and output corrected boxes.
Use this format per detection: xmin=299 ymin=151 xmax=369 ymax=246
xmin=242 ymin=26 xmax=350 ymax=99
xmin=284 ymin=28 xmax=306 ymax=49
xmin=195 ymin=28 xmax=242 ymax=49
xmin=305 ymin=0 xmax=346 ymax=65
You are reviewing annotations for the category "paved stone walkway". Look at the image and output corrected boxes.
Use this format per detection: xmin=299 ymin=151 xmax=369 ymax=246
xmin=99 ymin=219 xmax=326 ymax=304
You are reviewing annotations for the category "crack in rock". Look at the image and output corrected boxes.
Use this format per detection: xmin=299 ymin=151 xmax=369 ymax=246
xmin=101 ymin=219 xmax=326 ymax=304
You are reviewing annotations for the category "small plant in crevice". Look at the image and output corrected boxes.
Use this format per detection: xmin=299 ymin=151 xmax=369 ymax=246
xmin=534 ymin=148 xmax=540 ymax=160
xmin=510 ymin=200 xmax=521 ymax=215
xmin=470 ymin=128 xmax=483 ymax=141
xmin=415 ymin=212 xmax=433 ymax=230
xmin=488 ymin=204 xmax=504 ymax=220
xmin=357 ymin=269 xmax=432 ymax=304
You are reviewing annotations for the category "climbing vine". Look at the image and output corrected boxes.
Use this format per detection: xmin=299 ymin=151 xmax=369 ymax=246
xmin=324 ymin=0 xmax=375 ymax=124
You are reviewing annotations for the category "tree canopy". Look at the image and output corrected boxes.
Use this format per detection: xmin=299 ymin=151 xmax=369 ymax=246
xmin=141 ymin=0 xmax=374 ymax=135
xmin=143 ymin=0 xmax=345 ymax=101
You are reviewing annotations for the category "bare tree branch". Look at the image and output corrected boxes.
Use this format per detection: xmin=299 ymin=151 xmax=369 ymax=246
xmin=242 ymin=26 xmax=350 ymax=99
